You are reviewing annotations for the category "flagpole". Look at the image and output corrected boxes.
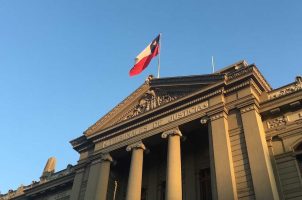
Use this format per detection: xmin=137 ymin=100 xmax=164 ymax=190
xmin=211 ymin=56 xmax=215 ymax=73
xmin=157 ymin=33 xmax=161 ymax=78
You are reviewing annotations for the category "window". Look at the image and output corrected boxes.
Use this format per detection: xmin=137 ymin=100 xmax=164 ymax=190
xmin=199 ymin=168 xmax=212 ymax=200
xmin=294 ymin=142 xmax=302 ymax=175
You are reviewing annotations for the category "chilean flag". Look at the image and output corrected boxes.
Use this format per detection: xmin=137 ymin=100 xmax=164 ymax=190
xmin=129 ymin=35 xmax=160 ymax=77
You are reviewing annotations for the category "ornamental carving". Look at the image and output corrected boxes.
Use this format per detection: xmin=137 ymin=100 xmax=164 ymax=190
xmin=269 ymin=77 xmax=302 ymax=99
xmin=240 ymin=105 xmax=257 ymax=114
xmin=161 ymin=127 xmax=182 ymax=138
xmin=267 ymin=116 xmax=287 ymax=129
xmin=210 ymin=113 xmax=225 ymax=121
xmin=116 ymin=89 xmax=186 ymax=123
xmin=126 ymin=141 xmax=146 ymax=151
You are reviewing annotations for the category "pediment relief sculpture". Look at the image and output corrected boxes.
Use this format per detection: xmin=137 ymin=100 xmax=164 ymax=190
xmin=114 ymin=89 xmax=189 ymax=124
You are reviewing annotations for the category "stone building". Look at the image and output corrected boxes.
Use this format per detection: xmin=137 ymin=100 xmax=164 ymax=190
xmin=1 ymin=60 xmax=302 ymax=200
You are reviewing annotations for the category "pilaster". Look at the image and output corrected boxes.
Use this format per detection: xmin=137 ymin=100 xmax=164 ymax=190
xmin=240 ymin=104 xmax=279 ymax=199
xmin=84 ymin=154 xmax=113 ymax=200
xmin=207 ymin=111 xmax=238 ymax=200
xmin=70 ymin=168 xmax=85 ymax=200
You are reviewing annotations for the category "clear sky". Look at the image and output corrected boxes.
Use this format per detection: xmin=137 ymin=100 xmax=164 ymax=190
xmin=0 ymin=0 xmax=301 ymax=193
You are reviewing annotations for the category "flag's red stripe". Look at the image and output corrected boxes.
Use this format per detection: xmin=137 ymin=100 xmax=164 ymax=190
xmin=129 ymin=44 xmax=159 ymax=76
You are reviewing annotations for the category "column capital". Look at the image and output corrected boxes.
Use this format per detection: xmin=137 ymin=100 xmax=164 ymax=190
xmin=101 ymin=153 xmax=113 ymax=162
xmin=91 ymin=153 xmax=113 ymax=165
xmin=161 ymin=127 xmax=182 ymax=139
xmin=126 ymin=141 xmax=146 ymax=152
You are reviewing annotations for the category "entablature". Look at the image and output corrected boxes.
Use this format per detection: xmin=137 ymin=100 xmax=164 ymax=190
xmin=260 ymin=91 xmax=302 ymax=120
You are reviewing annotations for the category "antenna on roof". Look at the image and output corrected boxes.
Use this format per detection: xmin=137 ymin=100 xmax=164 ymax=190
xmin=212 ymin=56 xmax=215 ymax=73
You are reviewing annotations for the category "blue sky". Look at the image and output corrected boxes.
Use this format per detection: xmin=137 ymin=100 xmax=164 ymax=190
xmin=0 ymin=0 xmax=301 ymax=193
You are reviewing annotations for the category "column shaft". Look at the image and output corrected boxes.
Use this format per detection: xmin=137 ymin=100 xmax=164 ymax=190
xmin=166 ymin=134 xmax=182 ymax=200
xmin=162 ymin=128 xmax=183 ymax=200
xmin=126 ymin=142 xmax=145 ymax=200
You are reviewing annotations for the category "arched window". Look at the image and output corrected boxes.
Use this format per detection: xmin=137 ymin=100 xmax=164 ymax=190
xmin=294 ymin=142 xmax=302 ymax=175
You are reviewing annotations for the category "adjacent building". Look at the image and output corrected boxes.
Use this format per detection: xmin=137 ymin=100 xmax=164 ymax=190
xmin=2 ymin=60 xmax=302 ymax=200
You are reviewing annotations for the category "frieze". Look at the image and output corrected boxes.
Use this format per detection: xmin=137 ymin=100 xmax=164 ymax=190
xmin=267 ymin=116 xmax=287 ymax=129
xmin=96 ymin=101 xmax=208 ymax=150
xmin=268 ymin=77 xmax=302 ymax=100
xmin=266 ymin=110 xmax=302 ymax=130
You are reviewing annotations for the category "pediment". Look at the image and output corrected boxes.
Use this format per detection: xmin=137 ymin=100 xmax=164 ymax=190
xmin=85 ymin=74 xmax=225 ymax=136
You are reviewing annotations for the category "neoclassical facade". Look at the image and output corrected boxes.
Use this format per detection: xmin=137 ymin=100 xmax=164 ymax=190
xmin=2 ymin=60 xmax=302 ymax=200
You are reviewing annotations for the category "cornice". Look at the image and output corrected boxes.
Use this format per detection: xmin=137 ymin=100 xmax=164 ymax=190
xmin=267 ymin=76 xmax=302 ymax=101
xmin=226 ymin=64 xmax=272 ymax=93
xmin=260 ymin=90 xmax=302 ymax=116
xmin=150 ymin=74 xmax=225 ymax=87
xmin=24 ymin=172 xmax=74 ymax=197
xmin=70 ymin=135 xmax=93 ymax=153
xmin=224 ymin=80 xmax=250 ymax=94
xmin=251 ymin=66 xmax=272 ymax=91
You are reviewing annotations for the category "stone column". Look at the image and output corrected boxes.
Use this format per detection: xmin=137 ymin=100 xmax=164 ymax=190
xmin=161 ymin=128 xmax=182 ymax=200
xmin=240 ymin=105 xmax=279 ymax=200
xmin=84 ymin=154 xmax=113 ymax=200
xmin=125 ymin=141 xmax=146 ymax=200
xmin=207 ymin=112 xmax=237 ymax=200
